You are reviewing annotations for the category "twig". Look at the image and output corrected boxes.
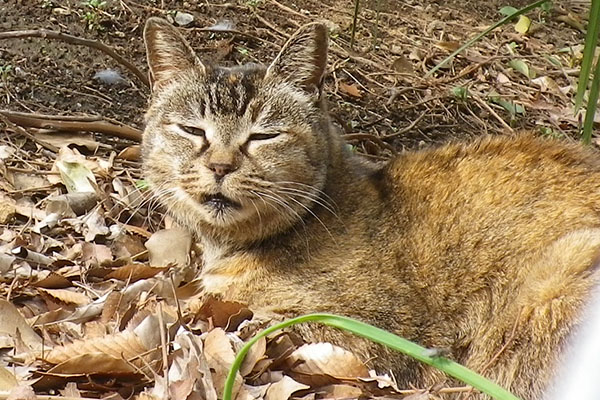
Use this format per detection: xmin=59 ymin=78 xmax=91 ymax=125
xmin=472 ymin=95 xmax=514 ymax=132
xmin=157 ymin=302 xmax=170 ymax=400
xmin=380 ymin=111 xmax=428 ymax=140
xmin=0 ymin=114 xmax=59 ymax=152
xmin=343 ymin=133 xmax=397 ymax=155
xmin=0 ymin=110 xmax=142 ymax=142
xmin=270 ymin=0 xmax=309 ymax=19
xmin=0 ymin=29 xmax=149 ymax=87
xmin=253 ymin=11 xmax=290 ymax=38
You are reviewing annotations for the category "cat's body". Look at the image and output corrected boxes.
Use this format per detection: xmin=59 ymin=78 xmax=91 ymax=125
xmin=142 ymin=18 xmax=600 ymax=399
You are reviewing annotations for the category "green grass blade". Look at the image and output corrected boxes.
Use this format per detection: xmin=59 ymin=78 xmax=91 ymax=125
xmin=222 ymin=313 xmax=521 ymax=400
xmin=575 ymin=0 xmax=600 ymax=112
xmin=582 ymin=55 xmax=600 ymax=144
xmin=425 ymin=0 xmax=549 ymax=78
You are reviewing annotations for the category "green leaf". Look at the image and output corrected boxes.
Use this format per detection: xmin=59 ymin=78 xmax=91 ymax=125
xmin=509 ymin=59 xmax=535 ymax=78
xmin=499 ymin=6 xmax=518 ymax=16
xmin=489 ymin=91 xmax=525 ymax=117
xmin=451 ymin=86 xmax=469 ymax=100
xmin=223 ymin=314 xmax=521 ymax=400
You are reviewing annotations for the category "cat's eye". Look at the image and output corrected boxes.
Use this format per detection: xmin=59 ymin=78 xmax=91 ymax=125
xmin=248 ymin=133 xmax=280 ymax=141
xmin=179 ymin=125 xmax=206 ymax=137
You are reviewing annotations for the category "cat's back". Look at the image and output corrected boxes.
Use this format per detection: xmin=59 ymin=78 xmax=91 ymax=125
xmin=377 ymin=134 xmax=600 ymax=281
xmin=385 ymin=134 xmax=600 ymax=210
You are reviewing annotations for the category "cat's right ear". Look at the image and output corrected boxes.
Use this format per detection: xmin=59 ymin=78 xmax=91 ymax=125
xmin=144 ymin=17 xmax=205 ymax=91
xmin=265 ymin=23 xmax=328 ymax=95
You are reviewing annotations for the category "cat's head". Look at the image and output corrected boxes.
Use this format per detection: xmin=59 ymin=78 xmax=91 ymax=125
xmin=142 ymin=18 xmax=333 ymax=243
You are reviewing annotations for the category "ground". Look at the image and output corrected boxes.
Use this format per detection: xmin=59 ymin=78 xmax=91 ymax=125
xmin=0 ymin=0 xmax=594 ymax=399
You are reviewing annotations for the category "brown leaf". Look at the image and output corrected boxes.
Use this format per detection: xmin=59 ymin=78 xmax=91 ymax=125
xmin=117 ymin=145 xmax=141 ymax=161
xmin=145 ymin=228 xmax=192 ymax=267
xmin=339 ymin=82 xmax=361 ymax=98
xmin=33 ymin=272 xmax=72 ymax=289
xmin=0 ymin=300 xmax=43 ymax=351
xmin=44 ymin=315 xmax=161 ymax=375
xmin=196 ymin=296 xmax=253 ymax=332
xmin=240 ymin=336 xmax=266 ymax=377
xmin=265 ymin=376 xmax=309 ymax=400
xmin=203 ymin=328 xmax=242 ymax=398
xmin=392 ymin=56 xmax=414 ymax=74
xmin=38 ymin=288 xmax=90 ymax=306
xmin=106 ymin=263 xmax=166 ymax=282
xmin=0 ymin=366 xmax=18 ymax=391
xmin=317 ymin=384 xmax=363 ymax=399
xmin=435 ymin=40 xmax=460 ymax=52
xmin=286 ymin=343 xmax=369 ymax=378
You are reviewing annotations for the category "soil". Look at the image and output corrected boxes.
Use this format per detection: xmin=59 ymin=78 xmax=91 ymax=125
xmin=0 ymin=0 xmax=591 ymax=154
xmin=0 ymin=0 xmax=594 ymax=398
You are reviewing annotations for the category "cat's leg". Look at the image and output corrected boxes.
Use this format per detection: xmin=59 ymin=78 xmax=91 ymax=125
xmin=465 ymin=228 xmax=600 ymax=400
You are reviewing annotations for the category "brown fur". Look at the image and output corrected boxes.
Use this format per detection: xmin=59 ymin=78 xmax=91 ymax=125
xmin=142 ymin=18 xmax=600 ymax=399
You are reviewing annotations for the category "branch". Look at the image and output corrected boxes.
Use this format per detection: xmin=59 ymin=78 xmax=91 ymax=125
xmin=0 ymin=29 xmax=149 ymax=87
xmin=0 ymin=110 xmax=143 ymax=142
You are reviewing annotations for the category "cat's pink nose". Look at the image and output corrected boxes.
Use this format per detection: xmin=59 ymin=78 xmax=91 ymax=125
xmin=209 ymin=163 xmax=236 ymax=180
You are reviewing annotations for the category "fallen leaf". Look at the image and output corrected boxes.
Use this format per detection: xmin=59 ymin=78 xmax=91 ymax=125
xmin=339 ymin=82 xmax=361 ymax=98
xmin=38 ymin=288 xmax=90 ymax=306
xmin=434 ymin=41 xmax=460 ymax=52
xmin=196 ymin=297 xmax=254 ymax=332
xmin=145 ymin=228 xmax=191 ymax=267
xmin=0 ymin=366 xmax=18 ymax=391
xmin=514 ymin=15 xmax=531 ymax=34
xmin=317 ymin=384 xmax=363 ymax=399
xmin=32 ymin=131 xmax=99 ymax=152
xmin=508 ymin=59 xmax=535 ymax=79
xmin=286 ymin=342 xmax=369 ymax=378
xmin=203 ymin=328 xmax=242 ymax=398
xmin=240 ymin=336 xmax=266 ymax=376
xmin=0 ymin=194 xmax=16 ymax=224
xmin=0 ymin=300 xmax=43 ymax=351
xmin=391 ymin=56 xmax=413 ymax=74
xmin=107 ymin=263 xmax=166 ymax=282
xmin=265 ymin=376 xmax=309 ymax=400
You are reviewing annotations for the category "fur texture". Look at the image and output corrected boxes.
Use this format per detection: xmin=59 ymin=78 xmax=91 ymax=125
xmin=142 ymin=18 xmax=600 ymax=399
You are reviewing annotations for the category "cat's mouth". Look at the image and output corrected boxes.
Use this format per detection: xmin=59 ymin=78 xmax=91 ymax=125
xmin=201 ymin=193 xmax=242 ymax=212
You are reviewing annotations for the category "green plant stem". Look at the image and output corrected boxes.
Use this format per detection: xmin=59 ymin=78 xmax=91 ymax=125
xmin=582 ymin=55 xmax=600 ymax=144
xmin=222 ymin=313 xmax=520 ymax=400
xmin=426 ymin=0 xmax=549 ymax=77
xmin=575 ymin=0 xmax=600 ymax=112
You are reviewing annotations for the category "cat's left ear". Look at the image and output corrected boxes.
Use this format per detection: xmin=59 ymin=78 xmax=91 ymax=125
xmin=265 ymin=23 xmax=328 ymax=94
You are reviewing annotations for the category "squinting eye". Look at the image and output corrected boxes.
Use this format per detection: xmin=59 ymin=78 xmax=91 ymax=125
xmin=248 ymin=133 xmax=280 ymax=141
xmin=180 ymin=125 xmax=206 ymax=137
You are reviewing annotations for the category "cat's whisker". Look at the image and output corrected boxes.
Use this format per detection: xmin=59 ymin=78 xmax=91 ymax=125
xmin=277 ymin=191 xmax=338 ymax=246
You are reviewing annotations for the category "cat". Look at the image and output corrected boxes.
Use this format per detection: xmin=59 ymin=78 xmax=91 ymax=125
xmin=141 ymin=17 xmax=600 ymax=399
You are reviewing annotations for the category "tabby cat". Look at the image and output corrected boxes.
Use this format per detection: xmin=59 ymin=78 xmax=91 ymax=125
xmin=142 ymin=17 xmax=600 ymax=399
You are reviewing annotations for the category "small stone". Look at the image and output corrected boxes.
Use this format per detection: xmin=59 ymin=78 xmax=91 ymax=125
xmin=174 ymin=11 xmax=194 ymax=27
xmin=93 ymin=69 xmax=126 ymax=85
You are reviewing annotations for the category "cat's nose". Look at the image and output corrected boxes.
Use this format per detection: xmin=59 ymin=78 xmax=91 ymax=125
xmin=208 ymin=163 xmax=236 ymax=180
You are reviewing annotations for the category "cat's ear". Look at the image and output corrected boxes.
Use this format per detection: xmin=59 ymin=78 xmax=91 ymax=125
xmin=144 ymin=17 xmax=205 ymax=90
xmin=265 ymin=23 xmax=328 ymax=94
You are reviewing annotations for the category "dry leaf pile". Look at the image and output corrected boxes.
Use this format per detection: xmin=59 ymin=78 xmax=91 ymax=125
xmin=0 ymin=135 xmax=461 ymax=399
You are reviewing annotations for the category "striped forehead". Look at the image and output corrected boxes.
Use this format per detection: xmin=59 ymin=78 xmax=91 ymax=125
xmin=200 ymin=64 xmax=265 ymax=118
